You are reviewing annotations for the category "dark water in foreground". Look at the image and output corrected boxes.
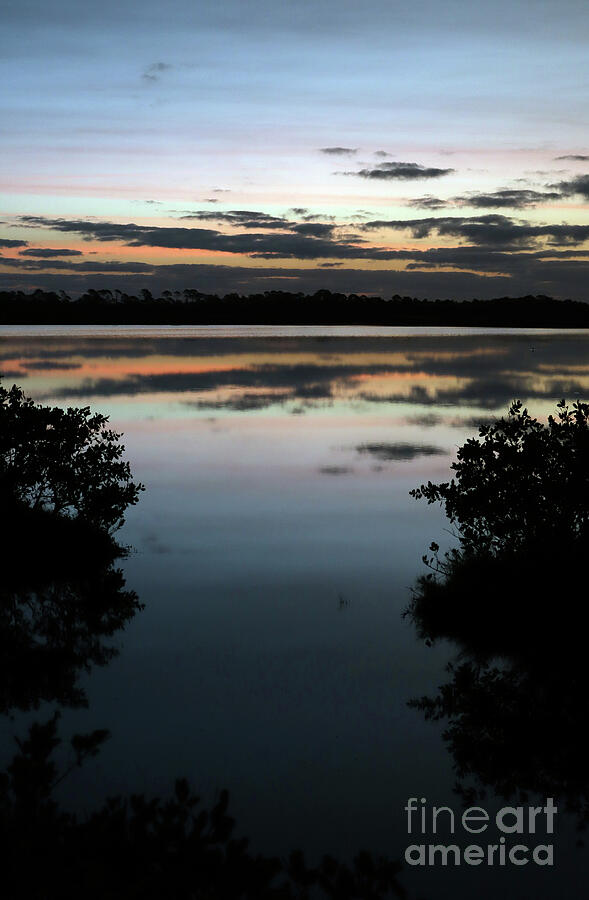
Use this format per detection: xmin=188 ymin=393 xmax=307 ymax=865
xmin=2 ymin=326 xmax=588 ymax=898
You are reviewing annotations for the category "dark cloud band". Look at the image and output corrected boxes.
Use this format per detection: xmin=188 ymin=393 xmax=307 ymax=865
xmin=343 ymin=161 xmax=455 ymax=180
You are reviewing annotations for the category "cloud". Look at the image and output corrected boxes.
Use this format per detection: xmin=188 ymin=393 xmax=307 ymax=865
xmin=291 ymin=223 xmax=336 ymax=237
xmin=552 ymin=174 xmax=589 ymax=199
xmin=343 ymin=161 xmax=455 ymax=180
xmin=455 ymin=415 xmax=503 ymax=429
xmin=187 ymin=392 xmax=286 ymax=412
xmin=301 ymin=213 xmax=336 ymax=222
xmin=361 ymin=214 xmax=589 ymax=247
xmin=42 ymin=341 xmax=575 ymax=414
xmin=179 ymin=209 xmax=293 ymax=229
xmin=554 ymin=155 xmax=589 ymax=161
xmin=19 ymin=248 xmax=83 ymax=257
xmin=0 ymin=255 xmax=155 ymax=273
xmin=404 ymin=413 xmax=443 ymax=427
xmin=42 ymin=362 xmax=392 ymax=401
xmin=295 ymin=382 xmax=333 ymax=399
xmin=319 ymin=147 xmax=357 ymax=156
xmin=451 ymin=189 xmax=562 ymax=209
xmin=358 ymin=383 xmax=579 ymax=412
xmin=142 ymin=61 xmax=172 ymax=82
xmin=400 ymin=245 xmax=589 ymax=275
xmin=9 ymin=211 xmax=589 ymax=297
xmin=374 ymin=150 xmax=391 ymax=158
xmin=407 ymin=196 xmax=447 ymax=210
xmin=19 ymin=336 xmax=589 ymax=425
xmin=21 ymin=360 xmax=82 ymax=371
xmin=355 ymin=442 xmax=447 ymax=461
xmin=0 ymin=239 xmax=28 ymax=248
xmin=408 ymin=189 xmax=562 ymax=210
xmin=15 ymin=215 xmax=393 ymax=260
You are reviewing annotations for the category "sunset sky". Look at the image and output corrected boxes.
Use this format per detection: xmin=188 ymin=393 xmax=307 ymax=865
xmin=2 ymin=0 xmax=589 ymax=299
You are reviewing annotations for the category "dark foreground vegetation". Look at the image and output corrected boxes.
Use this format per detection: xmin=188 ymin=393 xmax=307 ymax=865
xmin=406 ymin=400 xmax=589 ymax=826
xmin=0 ymin=380 xmax=407 ymax=899
xmin=2 ymin=288 xmax=589 ymax=326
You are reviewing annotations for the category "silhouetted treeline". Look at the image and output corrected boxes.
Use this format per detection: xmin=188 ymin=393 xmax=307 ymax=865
xmin=2 ymin=288 xmax=589 ymax=326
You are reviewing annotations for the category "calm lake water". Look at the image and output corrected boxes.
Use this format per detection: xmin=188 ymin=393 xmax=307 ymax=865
xmin=2 ymin=325 xmax=589 ymax=898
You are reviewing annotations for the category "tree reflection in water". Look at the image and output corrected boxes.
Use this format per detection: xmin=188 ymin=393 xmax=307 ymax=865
xmin=407 ymin=400 xmax=589 ymax=826
xmin=2 ymin=502 xmax=142 ymax=715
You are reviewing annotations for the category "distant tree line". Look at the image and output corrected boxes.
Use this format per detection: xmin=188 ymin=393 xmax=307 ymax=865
xmin=1 ymin=288 xmax=589 ymax=326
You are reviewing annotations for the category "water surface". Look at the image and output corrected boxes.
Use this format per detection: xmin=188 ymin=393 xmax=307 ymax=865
xmin=2 ymin=326 xmax=588 ymax=897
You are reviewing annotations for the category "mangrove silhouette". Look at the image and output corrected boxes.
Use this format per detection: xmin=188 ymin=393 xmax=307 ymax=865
xmin=2 ymin=288 xmax=589 ymax=326
xmin=0 ymin=380 xmax=408 ymax=899
xmin=1 ymin=380 xmax=145 ymax=713
xmin=1 ymin=381 xmax=144 ymax=533
xmin=406 ymin=400 xmax=589 ymax=824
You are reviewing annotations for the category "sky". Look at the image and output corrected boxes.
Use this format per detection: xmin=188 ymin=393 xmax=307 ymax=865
xmin=1 ymin=0 xmax=589 ymax=299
